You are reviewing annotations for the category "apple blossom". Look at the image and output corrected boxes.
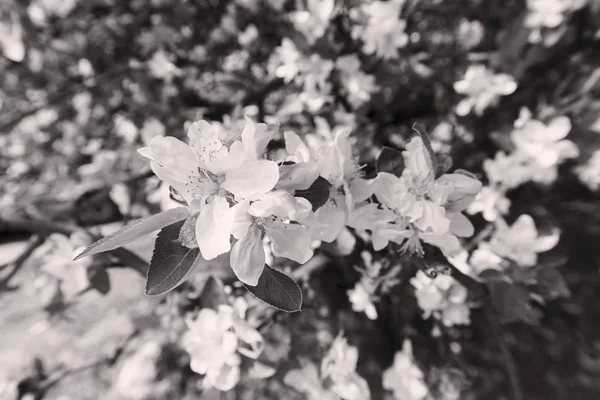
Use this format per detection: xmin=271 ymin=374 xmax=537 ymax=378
xmin=382 ymin=339 xmax=429 ymax=400
xmin=453 ymin=65 xmax=517 ymax=116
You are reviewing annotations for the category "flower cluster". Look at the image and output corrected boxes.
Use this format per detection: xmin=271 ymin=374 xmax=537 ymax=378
xmin=181 ymin=299 xmax=265 ymax=391
xmin=349 ymin=136 xmax=482 ymax=257
xmin=469 ymin=109 xmax=578 ymax=222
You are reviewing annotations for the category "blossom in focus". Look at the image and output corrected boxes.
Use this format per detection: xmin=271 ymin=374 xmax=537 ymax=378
xmin=382 ymin=339 xmax=429 ymax=400
xmin=181 ymin=306 xmax=241 ymax=391
xmin=511 ymin=115 xmax=579 ymax=168
xmin=484 ymin=214 xmax=560 ymax=267
xmin=453 ymin=65 xmax=517 ymax=116
xmin=467 ymin=185 xmax=511 ymax=222
xmin=321 ymin=333 xmax=371 ymax=400
xmin=410 ymin=270 xmax=471 ymax=326
xmin=289 ymin=0 xmax=335 ymax=44
xmin=335 ymin=55 xmax=379 ymax=109
xmin=364 ymin=136 xmax=481 ymax=255
xmin=351 ymin=0 xmax=409 ymax=59
xmin=138 ymin=118 xmax=279 ymax=267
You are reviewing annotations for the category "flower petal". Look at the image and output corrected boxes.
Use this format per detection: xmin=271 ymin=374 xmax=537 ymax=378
xmin=248 ymin=190 xmax=300 ymax=220
xmin=222 ymin=160 xmax=279 ymax=200
xmin=230 ymin=223 xmax=265 ymax=286
xmin=264 ymin=221 xmax=313 ymax=263
xmin=448 ymin=212 xmax=474 ymax=237
xmin=310 ymin=200 xmax=346 ymax=242
xmin=196 ymin=196 xmax=233 ymax=260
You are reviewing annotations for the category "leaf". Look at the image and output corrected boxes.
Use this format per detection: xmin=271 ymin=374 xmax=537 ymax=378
xmin=412 ymin=122 xmax=438 ymax=175
xmin=295 ymin=176 xmax=332 ymax=211
xmin=534 ymin=268 xmax=571 ymax=299
xmin=178 ymin=213 xmax=199 ymax=249
xmin=244 ymin=265 xmax=302 ymax=312
xmin=489 ymin=282 xmax=541 ymax=324
xmin=88 ymin=267 xmax=110 ymax=295
xmin=74 ymin=207 xmax=189 ymax=260
xmin=376 ymin=146 xmax=405 ymax=177
xmin=436 ymin=153 xmax=453 ymax=177
xmin=145 ymin=220 xmax=203 ymax=296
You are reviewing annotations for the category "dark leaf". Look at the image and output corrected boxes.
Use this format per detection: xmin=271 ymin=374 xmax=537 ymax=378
xmin=534 ymin=268 xmax=571 ymax=299
xmin=75 ymin=207 xmax=189 ymax=260
xmin=244 ymin=265 xmax=302 ymax=312
xmin=89 ymin=267 xmax=110 ymax=295
xmin=295 ymin=176 xmax=332 ymax=211
xmin=145 ymin=220 xmax=203 ymax=296
xmin=376 ymin=146 xmax=405 ymax=177
xmin=489 ymin=282 xmax=541 ymax=324
xmin=436 ymin=153 xmax=453 ymax=177
xmin=199 ymin=276 xmax=229 ymax=309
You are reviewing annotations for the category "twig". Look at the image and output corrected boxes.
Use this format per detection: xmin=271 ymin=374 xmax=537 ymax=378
xmin=0 ymin=235 xmax=45 ymax=288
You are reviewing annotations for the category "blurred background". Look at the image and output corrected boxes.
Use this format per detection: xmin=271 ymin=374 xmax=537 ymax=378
xmin=2 ymin=0 xmax=600 ymax=399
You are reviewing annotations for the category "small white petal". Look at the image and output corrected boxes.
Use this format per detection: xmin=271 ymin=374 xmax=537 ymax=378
xmin=222 ymin=160 xmax=279 ymax=200
xmin=230 ymin=224 xmax=265 ymax=286
xmin=196 ymin=196 xmax=233 ymax=260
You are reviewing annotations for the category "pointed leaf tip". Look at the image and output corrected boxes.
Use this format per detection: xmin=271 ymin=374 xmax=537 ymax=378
xmin=74 ymin=207 xmax=189 ymax=261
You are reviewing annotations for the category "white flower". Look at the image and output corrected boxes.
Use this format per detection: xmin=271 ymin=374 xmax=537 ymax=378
xmin=114 ymin=115 xmax=139 ymax=143
xmin=483 ymin=151 xmax=533 ymax=190
xmin=348 ymin=279 xmax=378 ymax=320
xmin=382 ymin=339 xmax=429 ymax=400
xmin=290 ymin=0 xmax=335 ymax=44
xmin=351 ymin=0 xmax=409 ymax=59
xmin=467 ymin=185 xmax=511 ymax=222
xmin=148 ymin=49 xmax=181 ymax=82
xmin=138 ymin=118 xmax=279 ymax=264
xmin=485 ymin=214 xmax=560 ymax=267
xmin=524 ymin=0 xmax=586 ymax=43
xmin=229 ymin=191 xmax=315 ymax=285
xmin=182 ymin=307 xmax=241 ymax=391
xmin=410 ymin=270 xmax=470 ymax=326
xmin=511 ymin=116 xmax=579 ymax=167
xmin=321 ymin=333 xmax=371 ymax=400
xmin=369 ymin=136 xmax=481 ymax=254
xmin=335 ymin=55 xmax=379 ymax=108
xmin=453 ymin=65 xmax=517 ymax=116
xmin=140 ymin=118 xmax=166 ymax=146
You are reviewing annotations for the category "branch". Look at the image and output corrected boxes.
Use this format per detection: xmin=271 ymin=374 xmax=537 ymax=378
xmin=0 ymin=235 xmax=46 ymax=288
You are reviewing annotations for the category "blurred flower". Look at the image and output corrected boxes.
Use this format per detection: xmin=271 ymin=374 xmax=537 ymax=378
xmin=483 ymin=151 xmax=532 ymax=190
xmin=467 ymin=185 xmax=511 ymax=222
xmin=0 ymin=11 xmax=25 ymax=62
xmin=351 ymin=0 xmax=409 ymax=59
xmin=148 ymin=49 xmax=181 ymax=82
xmin=72 ymin=92 xmax=92 ymax=126
xmin=348 ymin=280 xmax=378 ymax=320
xmin=575 ymin=149 xmax=600 ymax=191
xmin=410 ymin=270 xmax=471 ymax=326
xmin=335 ymin=55 xmax=379 ymax=109
xmin=454 ymin=65 xmax=517 ymax=116
xmin=321 ymin=333 xmax=371 ymax=400
xmin=456 ymin=19 xmax=485 ymax=50
xmin=524 ymin=0 xmax=586 ymax=44
xmin=114 ymin=115 xmax=139 ymax=143
xmin=382 ymin=339 xmax=429 ymax=400
xmin=140 ymin=118 xmax=166 ymax=146
xmin=238 ymin=24 xmax=259 ymax=47
xmin=484 ymin=214 xmax=560 ymax=267
xmin=270 ymin=38 xmax=302 ymax=83
xmin=182 ymin=306 xmax=241 ymax=391
xmin=511 ymin=115 xmax=579 ymax=168
xmin=290 ymin=0 xmax=335 ymax=44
